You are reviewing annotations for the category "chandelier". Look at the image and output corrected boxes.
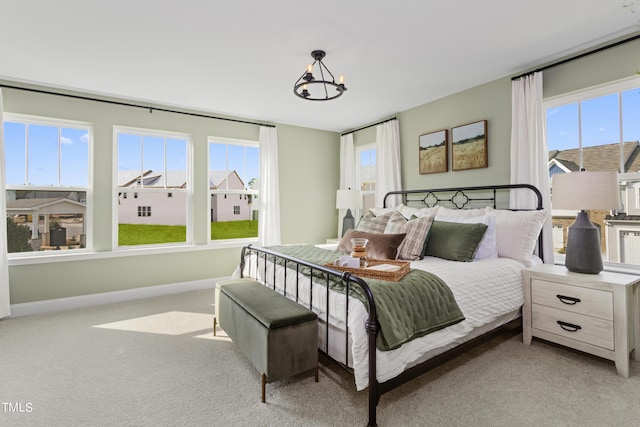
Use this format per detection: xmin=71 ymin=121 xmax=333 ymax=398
xmin=293 ymin=50 xmax=347 ymax=101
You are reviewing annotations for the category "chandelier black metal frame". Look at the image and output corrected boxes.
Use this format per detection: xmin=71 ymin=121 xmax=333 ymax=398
xmin=293 ymin=50 xmax=347 ymax=101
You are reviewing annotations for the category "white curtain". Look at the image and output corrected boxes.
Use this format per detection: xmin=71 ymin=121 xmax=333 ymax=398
xmin=258 ymin=126 xmax=281 ymax=246
xmin=375 ymin=120 xmax=402 ymax=208
xmin=510 ymin=72 xmax=554 ymax=263
xmin=0 ymin=89 xmax=10 ymax=318
xmin=338 ymin=133 xmax=356 ymax=236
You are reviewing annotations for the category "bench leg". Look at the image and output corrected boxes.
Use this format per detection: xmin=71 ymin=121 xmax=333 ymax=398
xmin=315 ymin=366 xmax=319 ymax=382
xmin=213 ymin=317 xmax=217 ymax=336
xmin=261 ymin=374 xmax=267 ymax=403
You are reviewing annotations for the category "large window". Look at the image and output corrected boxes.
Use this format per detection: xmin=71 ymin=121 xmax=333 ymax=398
xmin=3 ymin=115 xmax=91 ymax=254
xmin=546 ymin=77 xmax=640 ymax=267
xmin=208 ymin=138 xmax=259 ymax=241
xmin=356 ymin=143 xmax=376 ymax=212
xmin=115 ymin=128 xmax=191 ymax=247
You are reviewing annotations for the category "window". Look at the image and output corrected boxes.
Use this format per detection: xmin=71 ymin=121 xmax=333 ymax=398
xmin=208 ymin=137 xmax=259 ymax=241
xmin=546 ymin=77 xmax=640 ymax=267
xmin=115 ymin=127 xmax=191 ymax=247
xmin=356 ymin=143 xmax=376 ymax=212
xmin=3 ymin=114 xmax=92 ymax=254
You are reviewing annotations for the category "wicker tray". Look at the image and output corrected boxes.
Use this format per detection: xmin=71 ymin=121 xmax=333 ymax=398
xmin=324 ymin=259 xmax=410 ymax=282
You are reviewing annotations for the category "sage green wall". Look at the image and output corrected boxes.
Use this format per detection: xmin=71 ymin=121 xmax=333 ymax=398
xmin=4 ymin=84 xmax=339 ymax=304
xmin=543 ymin=34 xmax=640 ymax=98
xmin=351 ymin=78 xmax=512 ymax=192
xmin=350 ymin=33 xmax=640 ymax=196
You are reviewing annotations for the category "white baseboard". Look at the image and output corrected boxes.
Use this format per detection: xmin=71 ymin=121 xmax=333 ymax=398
xmin=9 ymin=276 xmax=231 ymax=318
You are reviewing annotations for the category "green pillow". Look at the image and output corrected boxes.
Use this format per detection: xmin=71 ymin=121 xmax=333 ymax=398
xmin=424 ymin=221 xmax=488 ymax=262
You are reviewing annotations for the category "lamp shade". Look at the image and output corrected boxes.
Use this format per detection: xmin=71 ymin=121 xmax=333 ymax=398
xmin=551 ymin=170 xmax=621 ymax=211
xmin=336 ymin=189 xmax=363 ymax=210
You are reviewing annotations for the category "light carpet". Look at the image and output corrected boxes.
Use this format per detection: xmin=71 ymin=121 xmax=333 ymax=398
xmin=1 ymin=289 xmax=639 ymax=426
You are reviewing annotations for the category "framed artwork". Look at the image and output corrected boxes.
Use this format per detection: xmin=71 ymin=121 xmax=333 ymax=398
xmin=419 ymin=129 xmax=448 ymax=174
xmin=451 ymin=120 xmax=488 ymax=171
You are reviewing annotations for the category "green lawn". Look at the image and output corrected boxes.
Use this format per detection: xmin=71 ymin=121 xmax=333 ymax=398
xmin=118 ymin=220 xmax=258 ymax=246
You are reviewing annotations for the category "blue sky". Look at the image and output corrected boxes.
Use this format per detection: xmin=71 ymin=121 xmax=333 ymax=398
xmin=4 ymin=122 xmax=89 ymax=186
xmin=546 ymin=88 xmax=640 ymax=151
xmin=4 ymin=87 xmax=639 ymax=187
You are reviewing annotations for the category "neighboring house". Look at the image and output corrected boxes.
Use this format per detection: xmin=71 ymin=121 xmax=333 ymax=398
xmin=549 ymin=141 xmax=640 ymax=263
xmin=6 ymin=196 xmax=86 ymax=247
xmin=118 ymin=170 xmax=252 ymax=225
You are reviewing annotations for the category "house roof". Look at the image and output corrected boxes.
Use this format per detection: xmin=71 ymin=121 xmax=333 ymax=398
xmin=118 ymin=170 xmax=244 ymax=190
xmin=6 ymin=198 xmax=86 ymax=211
xmin=549 ymin=141 xmax=640 ymax=173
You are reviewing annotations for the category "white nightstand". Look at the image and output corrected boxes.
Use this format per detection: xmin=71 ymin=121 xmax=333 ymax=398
xmin=523 ymin=264 xmax=640 ymax=378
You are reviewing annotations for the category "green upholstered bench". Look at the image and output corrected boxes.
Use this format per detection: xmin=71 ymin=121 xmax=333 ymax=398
xmin=213 ymin=278 xmax=319 ymax=403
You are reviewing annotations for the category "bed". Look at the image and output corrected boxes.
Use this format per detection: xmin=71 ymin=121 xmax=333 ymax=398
xmin=236 ymin=184 xmax=547 ymax=426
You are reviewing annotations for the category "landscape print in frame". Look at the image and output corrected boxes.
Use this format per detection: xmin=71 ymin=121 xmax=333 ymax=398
xmin=419 ymin=129 xmax=448 ymax=174
xmin=451 ymin=120 xmax=488 ymax=171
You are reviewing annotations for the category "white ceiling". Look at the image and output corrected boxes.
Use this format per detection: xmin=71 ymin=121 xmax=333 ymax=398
xmin=1 ymin=1 xmax=639 ymax=132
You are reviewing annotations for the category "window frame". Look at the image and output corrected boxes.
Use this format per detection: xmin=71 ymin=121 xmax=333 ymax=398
xmin=4 ymin=113 xmax=94 ymax=258
xmin=207 ymin=136 xmax=259 ymax=245
xmin=545 ymin=75 xmax=640 ymax=273
xmin=355 ymin=142 xmax=376 ymax=216
xmin=113 ymin=125 xmax=193 ymax=250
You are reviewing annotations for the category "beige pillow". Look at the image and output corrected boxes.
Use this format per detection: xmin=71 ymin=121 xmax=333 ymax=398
xmin=337 ymin=229 xmax=406 ymax=260
xmin=384 ymin=211 xmax=435 ymax=260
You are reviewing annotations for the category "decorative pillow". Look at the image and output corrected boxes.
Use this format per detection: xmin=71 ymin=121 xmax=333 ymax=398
xmin=398 ymin=205 xmax=439 ymax=220
xmin=337 ymin=229 xmax=406 ymax=260
xmin=356 ymin=211 xmax=394 ymax=233
xmin=436 ymin=206 xmax=492 ymax=218
xmin=370 ymin=204 xmax=402 ymax=217
xmin=424 ymin=221 xmax=488 ymax=262
xmin=488 ymin=209 xmax=548 ymax=266
xmin=384 ymin=211 xmax=434 ymax=260
xmin=434 ymin=214 xmax=498 ymax=260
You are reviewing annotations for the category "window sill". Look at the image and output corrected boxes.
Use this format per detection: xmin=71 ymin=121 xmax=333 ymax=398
xmin=8 ymin=238 xmax=258 ymax=266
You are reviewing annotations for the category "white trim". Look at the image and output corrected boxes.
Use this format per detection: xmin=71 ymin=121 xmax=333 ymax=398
xmin=544 ymin=75 xmax=640 ymax=107
xmin=8 ymin=239 xmax=255 ymax=266
xmin=8 ymin=277 xmax=227 ymax=318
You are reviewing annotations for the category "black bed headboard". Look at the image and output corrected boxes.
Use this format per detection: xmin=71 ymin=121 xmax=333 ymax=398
xmin=383 ymin=184 xmax=544 ymax=260
xmin=383 ymin=184 xmax=543 ymax=211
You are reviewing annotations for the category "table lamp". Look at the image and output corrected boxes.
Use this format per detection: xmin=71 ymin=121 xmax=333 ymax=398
xmin=551 ymin=170 xmax=620 ymax=274
xmin=336 ymin=189 xmax=363 ymax=236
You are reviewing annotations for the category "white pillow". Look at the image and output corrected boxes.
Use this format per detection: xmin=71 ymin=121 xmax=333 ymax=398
xmin=434 ymin=214 xmax=498 ymax=260
xmin=398 ymin=205 xmax=439 ymax=220
xmin=488 ymin=209 xmax=548 ymax=266
xmin=437 ymin=206 xmax=492 ymax=218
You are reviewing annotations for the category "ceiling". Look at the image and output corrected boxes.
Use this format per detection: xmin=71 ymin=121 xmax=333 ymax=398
xmin=1 ymin=1 xmax=639 ymax=133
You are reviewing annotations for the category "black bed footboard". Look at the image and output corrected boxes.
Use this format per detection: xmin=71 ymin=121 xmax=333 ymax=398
xmin=239 ymin=244 xmax=382 ymax=426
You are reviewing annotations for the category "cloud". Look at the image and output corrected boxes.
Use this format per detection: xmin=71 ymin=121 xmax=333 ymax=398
xmin=61 ymin=136 xmax=73 ymax=145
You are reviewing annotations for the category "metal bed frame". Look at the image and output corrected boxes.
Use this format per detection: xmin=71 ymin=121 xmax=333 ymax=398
xmin=239 ymin=184 xmax=543 ymax=426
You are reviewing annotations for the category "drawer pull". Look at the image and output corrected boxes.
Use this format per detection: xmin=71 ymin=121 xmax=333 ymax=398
xmin=556 ymin=294 xmax=581 ymax=305
xmin=557 ymin=321 xmax=582 ymax=332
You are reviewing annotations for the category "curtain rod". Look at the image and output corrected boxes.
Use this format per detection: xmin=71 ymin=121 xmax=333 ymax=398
xmin=341 ymin=117 xmax=397 ymax=136
xmin=0 ymin=83 xmax=276 ymax=128
xmin=511 ymin=32 xmax=640 ymax=81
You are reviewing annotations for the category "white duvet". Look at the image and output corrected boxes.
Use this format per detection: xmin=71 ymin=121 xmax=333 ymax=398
xmin=238 ymin=251 xmax=534 ymax=391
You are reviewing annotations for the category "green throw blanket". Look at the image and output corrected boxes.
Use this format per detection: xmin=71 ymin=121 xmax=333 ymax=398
xmin=264 ymin=245 xmax=465 ymax=351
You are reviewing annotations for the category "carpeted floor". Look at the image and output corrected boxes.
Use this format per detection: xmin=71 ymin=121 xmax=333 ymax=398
xmin=1 ymin=289 xmax=639 ymax=426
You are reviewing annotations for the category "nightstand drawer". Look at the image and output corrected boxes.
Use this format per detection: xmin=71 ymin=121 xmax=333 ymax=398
xmin=531 ymin=279 xmax=613 ymax=320
xmin=532 ymin=304 xmax=614 ymax=350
